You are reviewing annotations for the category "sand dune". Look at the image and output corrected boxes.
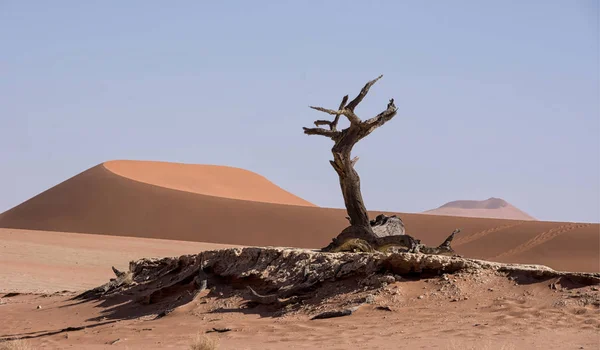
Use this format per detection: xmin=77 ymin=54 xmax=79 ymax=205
xmin=424 ymin=197 xmax=537 ymax=220
xmin=0 ymin=162 xmax=597 ymax=272
xmin=104 ymin=160 xmax=315 ymax=206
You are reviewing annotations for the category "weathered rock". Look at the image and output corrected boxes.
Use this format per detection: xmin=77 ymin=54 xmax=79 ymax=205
xmin=79 ymin=247 xmax=600 ymax=307
xmin=360 ymin=273 xmax=397 ymax=288
xmin=370 ymin=214 xmax=406 ymax=238
xmin=311 ymin=306 xmax=361 ymax=320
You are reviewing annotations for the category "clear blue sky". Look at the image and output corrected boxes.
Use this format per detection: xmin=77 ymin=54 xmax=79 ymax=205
xmin=1 ymin=1 xmax=598 ymax=223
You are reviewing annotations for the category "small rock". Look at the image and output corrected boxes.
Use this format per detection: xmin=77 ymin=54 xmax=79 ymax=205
xmin=488 ymin=288 xmax=494 ymax=292
xmin=206 ymin=327 xmax=232 ymax=333
xmin=418 ymin=295 xmax=424 ymax=300
xmin=106 ymin=338 xmax=121 ymax=345
xmin=364 ymin=294 xmax=376 ymax=304
xmin=375 ymin=306 xmax=393 ymax=312
xmin=36 ymin=305 xmax=42 ymax=309
xmin=591 ymin=287 xmax=599 ymax=291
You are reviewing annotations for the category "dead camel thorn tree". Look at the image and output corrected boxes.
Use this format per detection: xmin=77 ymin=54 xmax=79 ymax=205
xmin=303 ymin=75 xmax=460 ymax=254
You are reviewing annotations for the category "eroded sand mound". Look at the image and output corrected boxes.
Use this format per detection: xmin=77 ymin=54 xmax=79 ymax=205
xmin=0 ymin=163 xmax=598 ymax=272
xmin=3 ymin=247 xmax=597 ymax=349
xmin=79 ymin=247 xmax=600 ymax=305
xmin=424 ymin=197 xmax=536 ymax=220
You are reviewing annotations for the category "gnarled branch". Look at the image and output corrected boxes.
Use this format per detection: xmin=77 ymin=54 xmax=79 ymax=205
xmin=331 ymin=95 xmax=349 ymax=131
xmin=309 ymin=106 xmax=341 ymax=116
xmin=363 ymin=98 xmax=397 ymax=130
xmin=345 ymin=75 xmax=383 ymax=111
xmin=343 ymin=109 xmax=361 ymax=125
xmin=314 ymin=120 xmax=333 ymax=127
xmin=303 ymin=127 xmax=340 ymax=139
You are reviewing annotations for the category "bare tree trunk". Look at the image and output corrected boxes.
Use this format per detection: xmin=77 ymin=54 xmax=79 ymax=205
xmin=331 ymin=132 xmax=370 ymax=230
xmin=303 ymin=76 xmax=397 ymax=242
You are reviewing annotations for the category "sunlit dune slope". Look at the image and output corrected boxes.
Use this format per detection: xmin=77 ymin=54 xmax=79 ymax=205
xmin=0 ymin=163 xmax=597 ymax=272
xmin=104 ymin=160 xmax=315 ymax=206
xmin=424 ymin=197 xmax=537 ymax=221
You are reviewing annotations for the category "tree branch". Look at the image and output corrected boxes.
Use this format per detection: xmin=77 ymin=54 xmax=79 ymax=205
xmin=314 ymin=120 xmax=333 ymax=127
xmin=331 ymin=95 xmax=349 ymax=131
xmin=309 ymin=106 xmax=341 ymax=115
xmin=363 ymin=98 xmax=398 ymax=130
xmin=343 ymin=110 xmax=361 ymax=125
xmin=303 ymin=127 xmax=340 ymax=139
xmin=345 ymin=75 xmax=383 ymax=111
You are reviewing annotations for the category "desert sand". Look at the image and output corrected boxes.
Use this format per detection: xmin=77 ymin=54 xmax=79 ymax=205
xmin=104 ymin=160 xmax=315 ymax=207
xmin=0 ymin=161 xmax=597 ymax=272
xmin=1 ymin=229 xmax=599 ymax=350
xmin=424 ymin=197 xmax=537 ymax=221
xmin=0 ymin=228 xmax=238 ymax=294
xmin=1 ymin=161 xmax=598 ymax=349
xmin=0 ymin=231 xmax=598 ymax=350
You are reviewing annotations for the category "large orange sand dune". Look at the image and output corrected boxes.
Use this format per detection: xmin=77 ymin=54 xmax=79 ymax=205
xmin=0 ymin=160 xmax=597 ymax=272
xmin=104 ymin=160 xmax=315 ymax=207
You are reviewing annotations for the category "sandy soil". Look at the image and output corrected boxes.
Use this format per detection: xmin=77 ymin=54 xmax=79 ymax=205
xmin=1 ymin=229 xmax=598 ymax=349
xmin=0 ymin=162 xmax=597 ymax=272
xmin=1 ymin=269 xmax=598 ymax=349
xmin=0 ymin=228 xmax=238 ymax=294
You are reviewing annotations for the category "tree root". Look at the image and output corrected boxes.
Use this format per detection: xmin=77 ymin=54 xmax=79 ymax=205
xmin=311 ymin=305 xmax=361 ymax=320
xmin=245 ymin=286 xmax=301 ymax=306
xmin=323 ymin=216 xmax=461 ymax=256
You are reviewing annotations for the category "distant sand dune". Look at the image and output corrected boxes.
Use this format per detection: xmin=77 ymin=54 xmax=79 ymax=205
xmin=0 ymin=161 xmax=597 ymax=272
xmin=424 ymin=197 xmax=537 ymax=221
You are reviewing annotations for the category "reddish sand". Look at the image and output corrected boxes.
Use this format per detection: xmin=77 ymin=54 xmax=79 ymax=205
xmin=0 ymin=228 xmax=238 ymax=294
xmin=424 ymin=197 xmax=537 ymax=221
xmin=104 ymin=160 xmax=315 ymax=207
xmin=1 ymin=229 xmax=598 ymax=350
xmin=0 ymin=161 xmax=598 ymax=273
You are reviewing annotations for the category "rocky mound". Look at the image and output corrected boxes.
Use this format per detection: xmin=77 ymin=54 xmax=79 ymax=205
xmin=76 ymin=248 xmax=599 ymax=321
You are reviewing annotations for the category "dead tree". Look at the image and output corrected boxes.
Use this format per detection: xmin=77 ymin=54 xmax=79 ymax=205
xmin=303 ymin=76 xmax=398 ymax=243
xmin=304 ymin=75 xmax=459 ymax=254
